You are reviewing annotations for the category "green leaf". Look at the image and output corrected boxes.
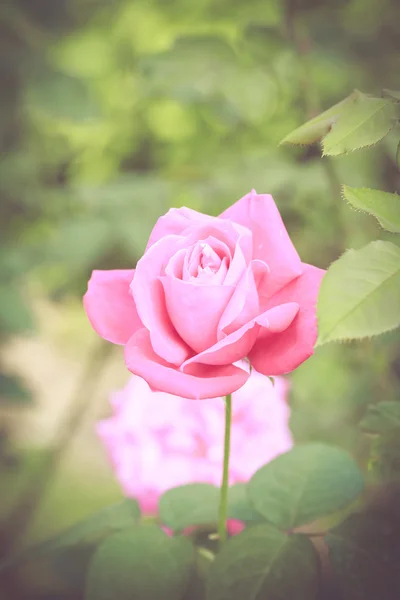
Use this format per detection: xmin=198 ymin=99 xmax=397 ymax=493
xmin=360 ymin=402 xmax=400 ymax=434
xmin=85 ymin=525 xmax=194 ymax=600
xmin=206 ymin=523 xmax=319 ymax=600
xmin=160 ymin=484 xmax=219 ymax=531
xmin=342 ymin=185 xmax=400 ymax=233
xmin=159 ymin=483 xmax=263 ymax=532
xmin=280 ymin=91 xmax=359 ymax=145
xmin=248 ymin=443 xmax=364 ymax=530
xmin=326 ymin=513 xmax=400 ymax=600
xmin=396 ymin=139 xmax=400 ymax=170
xmin=0 ymin=499 xmax=140 ymax=573
xmin=322 ymin=94 xmax=397 ymax=156
xmin=317 ymin=241 xmax=400 ymax=344
xmin=227 ymin=483 xmax=263 ymax=523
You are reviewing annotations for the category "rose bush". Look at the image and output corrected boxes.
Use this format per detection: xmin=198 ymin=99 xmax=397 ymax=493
xmin=97 ymin=369 xmax=292 ymax=514
xmin=84 ymin=190 xmax=325 ymax=398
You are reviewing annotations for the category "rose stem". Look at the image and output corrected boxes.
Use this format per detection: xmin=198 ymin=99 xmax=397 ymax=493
xmin=218 ymin=393 xmax=232 ymax=545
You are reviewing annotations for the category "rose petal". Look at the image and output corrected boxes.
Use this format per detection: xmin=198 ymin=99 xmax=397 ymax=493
xmin=182 ymin=302 xmax=299 ymax=369
xmin=220 ymin=190 xmax=302 ymax=297
xmin=124 ymin=329 xmax=249 ymax=399
xmin=249 ymin=263 xmax=326 ymax=375
xmin=132 ymin=235 xmax=192 ymax=366
xmin=83 ymin=269 xmax=141 ymax=345
xmin=161 ymin=275 xmax=234 ymax=353
xmin=146 ymin=207 xmax=215 ymax=250
xmin=219 ymin=260 xmax=262 ymax=337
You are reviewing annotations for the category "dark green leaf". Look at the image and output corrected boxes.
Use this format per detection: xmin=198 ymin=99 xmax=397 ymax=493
xmin=317 ymin=241 xmax=400 ymax=344
xmin=206 ymin=523 xmax=319 ymax=600
xmin=280 ymin=91 xmax=359 ymax=145
xmin=248 ymin=444 xmax=364 ymax=530
xmin=360 ymin=402 xmax=400 ymax=434
xmin=322 ymin=94 xmax=397 ymax=156
xmin=159 ymin=484 xmax=219 ymax=532
xmin=0 ymin=499 xmax=140 ymax=573
xmin=342 ymin=185 xmax=400 ymax=233
xmin=85 ymin=525 xmax=194 ymax=600
xmin=326 ymin=512 xmax=400 ymax=600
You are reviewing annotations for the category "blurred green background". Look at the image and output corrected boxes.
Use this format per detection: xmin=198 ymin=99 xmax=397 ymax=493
xmin=1 ymin=0 xmax=400 ymax=593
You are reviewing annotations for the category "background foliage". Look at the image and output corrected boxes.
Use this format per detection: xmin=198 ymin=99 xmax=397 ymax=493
xmin=1 ymin=0 xmax=400 ymax=598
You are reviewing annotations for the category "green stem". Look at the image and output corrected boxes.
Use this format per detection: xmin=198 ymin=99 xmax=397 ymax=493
xmin=218 ymin=393 xmax=232 ymax=545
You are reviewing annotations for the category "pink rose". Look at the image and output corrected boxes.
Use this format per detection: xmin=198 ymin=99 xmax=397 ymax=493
xmin=97 ymin=369 xmax=293 ymax=515
xmin=84 ymin=190 xmax=325 ymax=399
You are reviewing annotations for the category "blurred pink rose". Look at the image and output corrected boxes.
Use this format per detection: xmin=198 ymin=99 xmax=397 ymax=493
xmin=97 ymin=369 xmax=293 ymax=515
xmin=84 ymin=190 xmax=325 ymax=399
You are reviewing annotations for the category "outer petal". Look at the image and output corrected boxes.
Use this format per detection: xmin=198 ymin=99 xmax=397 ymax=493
xmin=83 ymin=269 xmax=141 ymax=345
xmin=146 ymin=207 xmax=215 ymax=250
xmin=132 ymin=235 xmax=192 ymax=366
xmin=182 ymin=302 xmax=299 ymax=369
xmin=124 ymin=328 xmax=249 ymax=399
xmin=220 ymin=190 xmax=302 ymax=297
xmin=249 ymin=264 xmax=326 ymax=375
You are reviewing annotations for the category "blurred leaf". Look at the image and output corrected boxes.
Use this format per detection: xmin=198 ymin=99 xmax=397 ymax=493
xmin=227 ymin=483 xmax=263 ymax=523
xmin=0 ymin=285 xmax=34 ymax=334
xmin=0 ymin=499 xmax=140 ymax=573
xmin=248 ymin=444 xmax=364 ymax=530
xmin=317 ymin=241 xmax=400 ymax=344
xmin=159 ymin=484 xmax=219 ymax=532
xmin=280 ymin=91 xmax=359 ymax=145
xmin=0 ymin=373 xmax=32 ymax=405
xmin=140 ymin=36 xmax=236 ymax=102
xmin=342 ymin=185 xmax=400 ymax=232
xmin=326 ymin=512 xmax=400 ymax=600
xmin=360 ymin=402 xmax=400 ymax=434
xmin=206 ymin=523 xmax=319 ymax=600
xmin=50 ymin=544 xmax=98 ymax=595
xmin=382 ymin=89 xmax=400 ymax=101
xmin=85 ymin=525 xmax=194 ymax=600
xmin=26 ymin=71 xmax=100 ymax=121
xmin=369 ymin=434 xmax=400 ymax=483
xmin=396 ymin=139 xmax=400 ymax=170
xmin=159 ymin=483 xmax=263 ymax=532
xmin=322 ymin=94 xmax=397 ymax=156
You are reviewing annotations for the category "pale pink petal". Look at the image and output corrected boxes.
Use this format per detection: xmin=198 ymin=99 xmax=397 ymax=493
xmin=182 ymin=302 xmax=299 ymax=369
xmin=146 ymin=207 xmax=216 ymax=250
xmin=223 ymin=229 xmax=253 ymax=287
xmin=249 ymin=264 xmax=326 ymax=375
xmin=220 ymin=190 xmax=302 ymax=297
xmin=131 ymin=235 xmax=192 ymax=366
xmin=183 ymin=220 xmax=248 ymax=261
xmin=161 ymin=275 xmax=234 ymax=353
xmin=124 ymin=328 xmax=249 ymax=399
xmin=219 ymin=260 xmax=265 ymax=337
xmin=83 ymin=269 xmax=142 ymax=345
